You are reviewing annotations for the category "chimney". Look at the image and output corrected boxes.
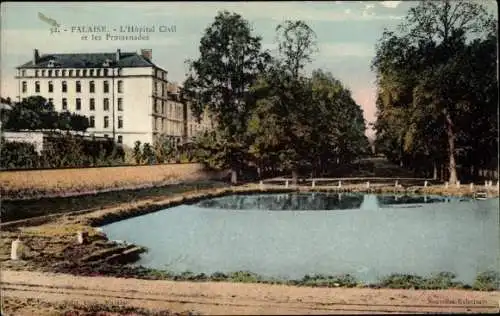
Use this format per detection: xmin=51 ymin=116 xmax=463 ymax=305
xmin=33 ymin=49 xmax=40 ymax=65
xmin=116 ymin=49 xmax=121 ymax=62
xmin=141 ymin=49 xmax=152 ymax=61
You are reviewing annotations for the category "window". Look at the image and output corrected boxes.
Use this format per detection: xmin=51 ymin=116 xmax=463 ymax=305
xmin=48 ymin=98 xmax=53 ymax=104
xmin=117 ymin=135 xmax=123 ymax=144
xmin=76 ymin=70 xmax=80 ymax=76
xmin=117 ymin=80 xmax=123 ymax=93
xmin=117 ymin=98 xmax=123 ymax=111
xmin=153 ymin=81 xmax=158 ymax=94
xmin=61 ymin=70 xmax=66 ymax=77
xmin=89 ymin=69 xmax=94 ymax=76
xmin=104 ymin=116 xmax=109 ymax=128
xmin=89 ymin=81 xmax=95 ymax=93
xmin=48 ymin=81 xmax=53 ymax=93
xmin=48 ymin=70 xmax=52 ymax=77
xmin=103 ymin=98 xmax=109 ymax=111
xmin=62 ymin=98 xmax=67 ymax=110
xmin=103 ymin=69 xmax=108 ymax=76
xmin=82 ymin=69 xmax=87 ymax=77
xmin=35 ymin=81 xmax=40 ymax=93
xmin=104 ymin=134 xmax=109 ymax=138
xmin=41 ymin=70 xmax=46 ymax=77
xmin=55 ymin=70 xmax=59 ymax=76
xmin=76 ymin=81 xmax=81 ymax=93
xmin=35 ymin=70 xmax=39 ymax=77
xmin=161 ymin=101 xmax=165 ymax=114
xmin=118 ymin=116 xmax=123 ymax=129
xmin=22 ymin=81 xmax=27 ymax=93
xmin=103 ymin=81 xmax=109 ymax=93
xmin=21 ymin=70 xmax=26 ymax=77
xmin=89 ymin=116 xmax=95 ymax=128
xmin=76 ymin=98 xmax=81 ymax=110
xmin=62 ymin=81 xmax=67 ymax=93
xmin=68 ymin=70 xmax=73 ymax=77
xmin=89 ymin=98 xmax=95 ymax=111
xmin=96 ymin=69 xmax=101 ymax=76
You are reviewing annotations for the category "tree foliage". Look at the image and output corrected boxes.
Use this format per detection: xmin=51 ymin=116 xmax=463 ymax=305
xmin=372 ymin=0 xmax=497 ymax=183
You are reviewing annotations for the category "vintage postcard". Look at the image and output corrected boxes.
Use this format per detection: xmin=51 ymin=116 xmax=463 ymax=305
xmin=1 ymin=1 xmax=499 ymax=315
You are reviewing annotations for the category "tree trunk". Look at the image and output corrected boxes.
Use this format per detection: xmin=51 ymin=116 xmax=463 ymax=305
xmin=292 ymin=168 xmax=298 ymax=186
xmin=231 ymin=168 xmax=238 ymax=185
xmin=444 ymin=110 xmax=458 ymax=184
xmin=433 ymin=161 xmax=438 ymax=180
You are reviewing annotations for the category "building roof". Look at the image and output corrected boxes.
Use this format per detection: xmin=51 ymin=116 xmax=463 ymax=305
xmin=17 ymin=52 xmax=155 ymax=69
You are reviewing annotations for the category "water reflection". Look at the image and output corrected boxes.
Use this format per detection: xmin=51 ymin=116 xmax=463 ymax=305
xmin=197 ymin=193 xmax=471 ymax=211
xmin=197 ymin=193 xmax=364 ymax=210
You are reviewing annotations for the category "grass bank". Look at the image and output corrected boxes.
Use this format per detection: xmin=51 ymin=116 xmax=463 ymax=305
xmin=46 ymin=262 xmax=500 ymax=291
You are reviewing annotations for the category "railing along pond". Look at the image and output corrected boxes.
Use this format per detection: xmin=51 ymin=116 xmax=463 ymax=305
xmin=258 ymin=177 xmax=500 ymax=195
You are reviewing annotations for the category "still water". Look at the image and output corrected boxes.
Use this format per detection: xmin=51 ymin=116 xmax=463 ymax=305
xmin=102 ymin=193 xmax=499 ymax=284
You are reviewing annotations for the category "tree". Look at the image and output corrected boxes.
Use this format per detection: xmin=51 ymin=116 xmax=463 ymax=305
xmin=183 ymin=10 xmax=270 ymax=184
xmin=133 ymin=141 xmax=142 ymax=164
xmin=372 ymin=0 xmax=496 ymax=183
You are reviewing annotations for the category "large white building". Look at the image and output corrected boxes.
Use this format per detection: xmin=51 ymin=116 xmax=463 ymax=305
xmin=15 ymin=48 xmax=214 ymax=148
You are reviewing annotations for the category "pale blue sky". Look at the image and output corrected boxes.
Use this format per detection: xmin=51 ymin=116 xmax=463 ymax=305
xmin=1 ymin=1 xmax=497 ymax=136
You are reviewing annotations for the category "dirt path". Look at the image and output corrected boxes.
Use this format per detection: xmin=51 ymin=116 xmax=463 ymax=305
xmin=2 ymin=270 xmax=499 ymax=315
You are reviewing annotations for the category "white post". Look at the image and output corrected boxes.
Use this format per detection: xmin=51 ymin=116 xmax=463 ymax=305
xmin=259 ymin=180 xmax=264 ymax=190
xmin=11 ymin=237 xmax=23 ymax=260
xmin=77 ymin=231 xmax=87 ymax=244
xmin=395 ymin=180 xmax=398 ymax=188
xmin=366 ymin=181 xmax=370 ymax=189
xmin=424 ymin=195 xmax=428 ymax=203
xmin=338 ymin=181 xmax=342 ymax=188
xmin=496 ymin=181 xmax=499 ymax=190
xmin=469 ymin=183 xmax=474 ymax=191
xmin=456 ymin=181 xmax=460 ymax=188
xmin=485 ymin=180 xmax=488 ymax=187
xmin=424 ymin=180 xmax=428 ymax=187
xmin=445 ymin=182 xmax=449 ymax=189
xmin=490 ymin=180 xmax=494 ymax=187
xmin=312 ymin=180 xmax=315 ymax=188
xmin=285 ymin=180 xmax=289 ymax=188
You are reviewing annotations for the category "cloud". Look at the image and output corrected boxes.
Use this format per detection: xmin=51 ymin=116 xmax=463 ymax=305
xmin=143 ymin=2 xmax=403 ymax=22
xmin=379 ymin=1 xmax=402 ymax=9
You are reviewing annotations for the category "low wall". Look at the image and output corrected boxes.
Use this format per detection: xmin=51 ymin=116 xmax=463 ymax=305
xmin=0 ymin=163 xmax=227 ymax=199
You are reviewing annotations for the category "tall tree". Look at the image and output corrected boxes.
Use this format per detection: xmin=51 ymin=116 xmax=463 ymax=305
xmin=183 ymin=11 xmax=270 ymax=184
xmin=372 ymin=0 xmax=496 ymax=183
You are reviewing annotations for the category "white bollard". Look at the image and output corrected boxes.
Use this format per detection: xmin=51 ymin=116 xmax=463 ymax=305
xmin=490 ymin=180 xmax=494 ymax=187
xmin=285 ymin=180 xmax=289 ymax=188
xmin=395 ymin=180 xmax=399 ymax=188
xmin=485 ymin=180 xmax=489 ymax=187
xmin=445 ymin=182 xmax=449 ymax=189
xmin=312 ymin=180 xmax=315 ymax=188
xmin=456 ymin=181 xmax=461 ymax=188
xmin=424 ymin=180 xmax=428 ymax=187
xmin=366 ymin=181 xmax=370 ymax=189
xmin=338 ymin=180 xmax=342 ymax=188
xmin=424 ymin=195 xmax=428 ymax=203
xmin=470 ymin=183 xmax=474 ymax=191
xmin=77 ymin=231 xmax=88 ymax=244
xmin=11 ymin=237 xmax=24 ymax=260
xmin=259 ymin=180 xmax=264 ymax=190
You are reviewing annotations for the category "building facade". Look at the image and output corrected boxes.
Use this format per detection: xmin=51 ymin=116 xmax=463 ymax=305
xmin=15 ymin=48 xmax=213 ymax=149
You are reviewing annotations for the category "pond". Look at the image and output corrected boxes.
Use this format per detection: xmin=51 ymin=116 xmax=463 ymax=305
xmin=101 ymin=193 xmax=499 ymax=284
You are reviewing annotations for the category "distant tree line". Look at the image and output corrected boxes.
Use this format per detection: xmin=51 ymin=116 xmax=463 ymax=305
xmin=184 ymin=13 xmax=371 ymax=184
xmin=371 ymin=0 xmax=498 ymax=183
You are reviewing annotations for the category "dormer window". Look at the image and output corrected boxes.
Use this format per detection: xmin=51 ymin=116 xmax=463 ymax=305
xmin=47 ymin=59 xmax=56 ymax=68
xmin=102 ymin=59 xmax=112 ymax=67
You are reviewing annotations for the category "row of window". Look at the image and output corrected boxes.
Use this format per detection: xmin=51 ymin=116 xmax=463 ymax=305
xmin=154 ymin=100 xmax=184 ymax=119
xmin=88 ymin=115 xmax=123 ymax=129
xmin=47 ymin=98 xmax=123 ymax=112
xmin=20 ymin=68 xmax=121 ymax=78
xmin=153 ymin=117 xmax=183 ymax=135
xmin=23 ymin=80 xmax=124 ymax=94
